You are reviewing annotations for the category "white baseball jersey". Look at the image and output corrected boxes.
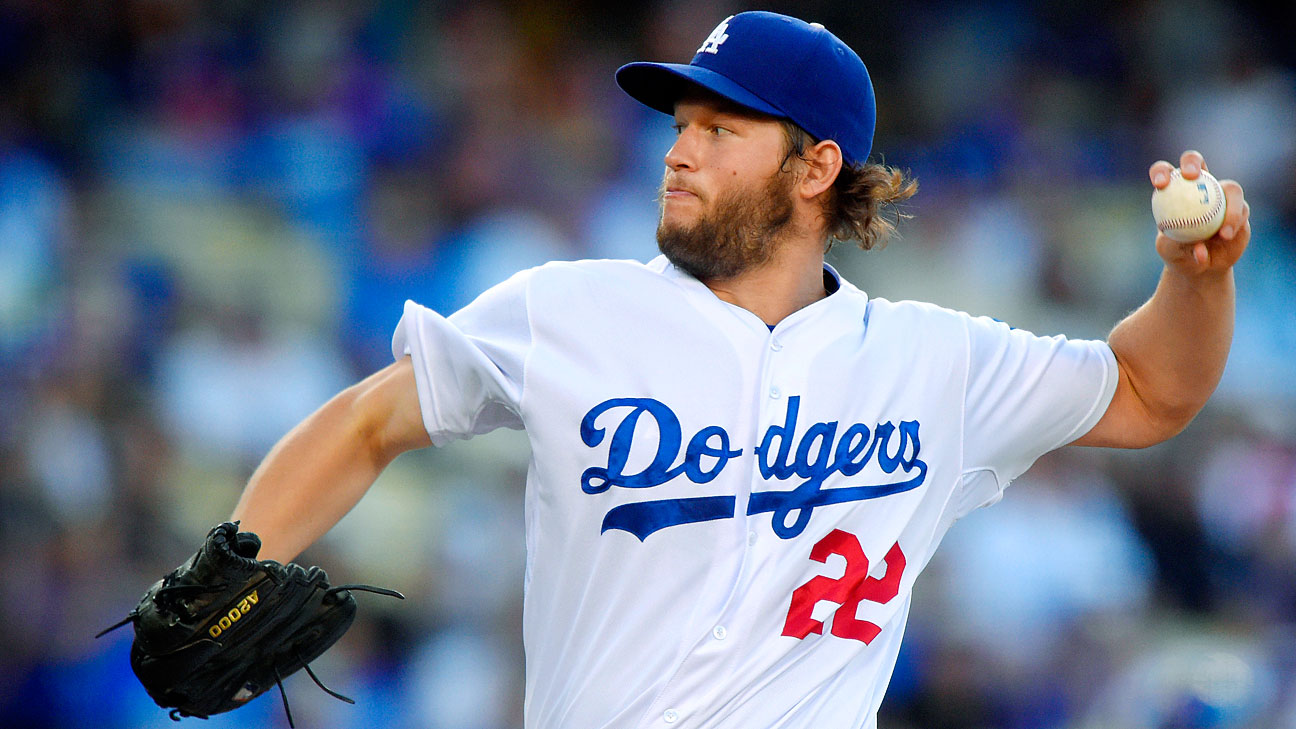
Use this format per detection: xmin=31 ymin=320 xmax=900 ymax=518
xmin=391 ymin=255 xmax=1117 ymax=728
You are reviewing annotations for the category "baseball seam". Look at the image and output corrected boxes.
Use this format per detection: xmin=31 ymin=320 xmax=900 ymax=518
xmin=1157 ymin=171 xmax=1224 ymax=232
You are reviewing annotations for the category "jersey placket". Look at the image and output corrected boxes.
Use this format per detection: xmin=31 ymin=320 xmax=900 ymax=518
xmin=636 ymin=326 xmax=792 ymax=728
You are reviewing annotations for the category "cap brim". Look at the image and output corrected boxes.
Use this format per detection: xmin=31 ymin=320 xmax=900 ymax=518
xmin=615 ymin=62 xmax=784 ymax=119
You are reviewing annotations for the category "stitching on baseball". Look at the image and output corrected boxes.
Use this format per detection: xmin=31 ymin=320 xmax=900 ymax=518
xmin=1157 ymin=171 xmax=1225 ymax=232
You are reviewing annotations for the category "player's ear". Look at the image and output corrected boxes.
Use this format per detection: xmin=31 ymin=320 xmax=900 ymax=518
xmin=797 ymin=139 xmax=842 ymax=199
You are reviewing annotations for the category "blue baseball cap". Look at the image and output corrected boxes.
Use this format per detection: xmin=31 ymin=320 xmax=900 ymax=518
xmin=616 ymin=11 xmax=876 ymax=166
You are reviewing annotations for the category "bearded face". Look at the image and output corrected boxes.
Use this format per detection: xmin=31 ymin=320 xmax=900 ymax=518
xmin=656 ymin=165 xmax=797 ymax=281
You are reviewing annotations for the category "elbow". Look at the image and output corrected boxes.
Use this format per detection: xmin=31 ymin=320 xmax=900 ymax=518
xmin=1123 ymin=413 xmax=1194 ymax=449
xmin=1152 ymin=402 xmax=1202 ymax=445
xmin=1118 ymin=396 xmax=1202 ymax=449
xmin=1100 ymin=353 xmax=1211 ymax=449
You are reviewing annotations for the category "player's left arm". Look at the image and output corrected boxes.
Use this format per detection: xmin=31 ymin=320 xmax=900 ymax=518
xmin=1071 ymin=150 xmax=1250 ymax=449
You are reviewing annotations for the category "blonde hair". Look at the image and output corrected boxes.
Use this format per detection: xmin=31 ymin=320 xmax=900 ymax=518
xmin=781 ymin=121 xmax=918 ymax=251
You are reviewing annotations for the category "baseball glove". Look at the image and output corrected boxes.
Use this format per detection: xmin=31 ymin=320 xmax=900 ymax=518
xmin=97 ymin=521 xmax=403 ymax=726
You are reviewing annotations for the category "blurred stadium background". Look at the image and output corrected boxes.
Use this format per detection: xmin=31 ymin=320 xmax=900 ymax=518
xmin=1 ymin=0 xmax=1294 ymax=727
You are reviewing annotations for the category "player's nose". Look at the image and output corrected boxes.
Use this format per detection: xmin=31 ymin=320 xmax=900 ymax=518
xmin=664 ymin=131 xmax=698 ymax=172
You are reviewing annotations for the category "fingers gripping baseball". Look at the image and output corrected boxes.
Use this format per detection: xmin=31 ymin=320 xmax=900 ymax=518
xmin=1149 ymin=150 xmax=1250 ymax=274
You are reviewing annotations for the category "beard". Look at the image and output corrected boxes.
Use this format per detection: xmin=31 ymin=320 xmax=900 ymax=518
xmin=656 ymin=168 xmax=797 ymax=281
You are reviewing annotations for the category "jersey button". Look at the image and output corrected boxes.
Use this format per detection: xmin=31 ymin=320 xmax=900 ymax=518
xmin=713 ymin=625 xmax=727 ymax=640
xmin=769 ymin=386 xmax=781 ymax=399
xmin=770 ymin=338 xmax=783 ymax=351
xmin=663 ymin=709 xmax=679 ymax=723
xmin=748 ymin=531 xmax=757 ymax=546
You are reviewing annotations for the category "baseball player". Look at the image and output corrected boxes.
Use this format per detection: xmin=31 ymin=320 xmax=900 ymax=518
xmin=225 ymin=11 xmax=1251 ymax=728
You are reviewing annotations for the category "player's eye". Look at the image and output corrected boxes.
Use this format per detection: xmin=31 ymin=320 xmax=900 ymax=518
xmin=710 ymin=125 xmax=732 ymax=136
xmin=671 ymin=122 xmax=686 ymax=135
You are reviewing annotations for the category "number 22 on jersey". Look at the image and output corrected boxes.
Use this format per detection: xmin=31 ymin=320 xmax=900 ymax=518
xmin=782 ymin=529 xmax=906 ymax=644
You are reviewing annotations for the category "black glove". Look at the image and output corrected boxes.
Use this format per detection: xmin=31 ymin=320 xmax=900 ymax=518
xmin=98 ymin=522 xmax=403 ymax=726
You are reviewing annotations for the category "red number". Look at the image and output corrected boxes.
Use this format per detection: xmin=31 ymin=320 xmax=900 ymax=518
xmin=781 ymin=529 xmax=906 ymax=644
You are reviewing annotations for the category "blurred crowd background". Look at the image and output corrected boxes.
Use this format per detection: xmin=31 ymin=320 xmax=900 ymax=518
xmin=1 ymin=0 xmax=1294 ymax=727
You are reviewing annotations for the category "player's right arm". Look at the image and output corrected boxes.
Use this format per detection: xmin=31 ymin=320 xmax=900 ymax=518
xmin=229 ymin=356 xmax=431 ymax=563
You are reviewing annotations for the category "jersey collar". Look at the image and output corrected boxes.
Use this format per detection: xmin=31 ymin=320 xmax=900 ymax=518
xmin=651 ymin=255 xmax=868 ymax=333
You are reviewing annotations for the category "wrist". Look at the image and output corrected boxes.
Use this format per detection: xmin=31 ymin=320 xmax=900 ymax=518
xmin=1164 ymin=262 xmax=1233 ymax=288
xmin=1159 ymin=264 xmax=1235 ymax=312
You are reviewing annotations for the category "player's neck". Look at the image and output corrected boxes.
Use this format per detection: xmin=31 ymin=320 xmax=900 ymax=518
xmin=702 ymin=242 xmax=828 ymax=327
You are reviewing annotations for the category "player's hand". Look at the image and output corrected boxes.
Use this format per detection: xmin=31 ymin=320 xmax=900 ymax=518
xmin=1149 ymin=150 xmax=1250 ymax=276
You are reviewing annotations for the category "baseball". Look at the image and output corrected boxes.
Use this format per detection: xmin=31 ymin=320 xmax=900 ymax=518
xmin=1151 ymin=167 xmax=1227 ymax=243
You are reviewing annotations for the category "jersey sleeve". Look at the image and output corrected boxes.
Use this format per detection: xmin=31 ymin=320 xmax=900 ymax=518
xmin=390 ymin=269 xmax=534 ymax=446
xmin=958 ymin=315 xmax=1118 ymax=509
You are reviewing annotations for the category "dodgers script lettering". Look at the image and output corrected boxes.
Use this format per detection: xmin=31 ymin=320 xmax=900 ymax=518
xmin=580 ymin=396 xmax=928 ymax=540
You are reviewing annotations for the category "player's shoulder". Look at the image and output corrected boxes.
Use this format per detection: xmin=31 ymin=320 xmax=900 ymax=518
xmin=867 ymin=296 xmax=1092 ymax=365
xmin=462 ymin=257 xmax=663 ymax=301
xmin=864 ymin=296 xmax=981 ymax=334
xmin=516 ymin=256 xmax=677 ymax=293
xmin=862 ymin=296 xmax=1038 ymax=356
xmin=533 ymin=256 xmax=667 ymax=278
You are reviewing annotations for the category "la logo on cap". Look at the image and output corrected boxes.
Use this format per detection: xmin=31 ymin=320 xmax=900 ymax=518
xmin=697 ymin=15 xmax=732 ymax=55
